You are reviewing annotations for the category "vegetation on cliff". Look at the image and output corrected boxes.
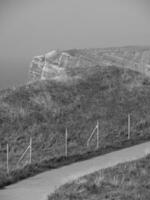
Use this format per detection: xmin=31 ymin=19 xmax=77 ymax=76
xmin=1 ymin=62 xmax=150 ymax=187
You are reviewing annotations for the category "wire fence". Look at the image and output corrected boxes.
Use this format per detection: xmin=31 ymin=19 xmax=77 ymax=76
xmin=0 ymin=114 xmax=132 ymax=174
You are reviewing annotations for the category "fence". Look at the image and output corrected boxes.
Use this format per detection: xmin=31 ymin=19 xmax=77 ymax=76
xmin=0 ymin=113 xmax=133 ymax=174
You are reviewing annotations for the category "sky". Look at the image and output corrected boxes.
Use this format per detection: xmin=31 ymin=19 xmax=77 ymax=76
xmin=0 ymin=0 xmax=150 ymax=89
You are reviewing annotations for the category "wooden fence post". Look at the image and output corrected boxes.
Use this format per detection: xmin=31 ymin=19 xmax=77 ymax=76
xmin=128 ymin=114 xmax=131 ymax=140
xmin=96 ymin=120 xmax=99 ymax=150
xmin=6 ymin=144 xmax=9 ymax=174
xmin=29 ymin=137 xmax=32 ymax=164
xmin=65 ymin=128 xmax=68 ymax=157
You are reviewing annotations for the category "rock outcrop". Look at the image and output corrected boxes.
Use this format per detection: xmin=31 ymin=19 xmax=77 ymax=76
xmin=79 ymin=46 xmax=150 ymax=75
xmin=29 ymin=50 xmax=95 ymax=82
xmin=29 ymin=46 xmax=150 ymax=82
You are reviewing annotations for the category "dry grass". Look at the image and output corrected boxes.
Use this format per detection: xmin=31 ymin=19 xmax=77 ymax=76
xmin=48 ymin=155 xmax=150 ymax=200
xmin=1 ymin=64 xmax=150 ymax=187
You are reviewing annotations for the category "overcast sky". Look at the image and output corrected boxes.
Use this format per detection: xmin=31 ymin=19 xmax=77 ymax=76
xmin=0 ymin=0 xmax=150 ymax=89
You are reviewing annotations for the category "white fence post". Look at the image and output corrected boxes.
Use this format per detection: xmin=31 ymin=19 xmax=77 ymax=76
xmin=128 ymin=114 xmax=131 ymax=140
xmin=65 ymin=128 xmax=68 ymax=157
xmin=6 ymin=144 xmax=9 ymax=174
xmin=87 ymin=121 xmax=100 ymax=150
xmin=29 ymin=137 xmax=32 ymax=164
xmin=16 ymin=137 xmax=32 ymax=167
xmin=87 ymin=125 xmax=97 ymax=147
xmin=96 ymin=120 xmax=99 ymax=150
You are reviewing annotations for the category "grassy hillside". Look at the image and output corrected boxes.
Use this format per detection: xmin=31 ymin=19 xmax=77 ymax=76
xmin=48 ymin=154 xmax=150 ymax=200
xmin=1 ymin=64 xmax=150 ymax=187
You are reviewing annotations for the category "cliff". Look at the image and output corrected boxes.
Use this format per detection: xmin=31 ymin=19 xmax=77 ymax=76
xmin=29 ymin=46 xmax=150 ymax=82
xmin=1 ymin=47 xmax=150 ymax=185
xmin=29 ymin=50 xmax=96 ymax=82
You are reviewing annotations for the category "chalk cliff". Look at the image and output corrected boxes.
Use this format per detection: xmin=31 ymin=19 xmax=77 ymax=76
xmin=29 ymin=46 xmax=150 ymax=82
xmin=29 ymin=50 xmax=95 ymax=82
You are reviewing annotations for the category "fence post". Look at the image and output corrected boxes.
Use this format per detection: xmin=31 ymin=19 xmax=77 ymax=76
xmin=96 ymin=120 xmax=99 ymax=150
xmin=6 ymin=144 xmax=9 ymax=174
xmin=29 ymin=137 xmax=32 ymax=164
xmin=87 ymin=125 xmax=97 ymax=147
xmin=128 ymin=114 xmax=131 ymax=140
xmin=16 ymin=137 xmax=32 ymax=168
xmin=65 ymin=128 xmax=68 ymax=157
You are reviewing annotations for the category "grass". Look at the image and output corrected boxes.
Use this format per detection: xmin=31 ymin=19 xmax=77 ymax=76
xmin=1 ymin=64 xmax=150 ymax=188
xmin=48 ymin=154 xmax=150 ymax=200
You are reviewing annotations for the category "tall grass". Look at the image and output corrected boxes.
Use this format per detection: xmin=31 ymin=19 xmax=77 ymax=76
xmin=48 ymin=155 xmax=150 ymax=200
xmin=0 ymin=65 xmax=150 ymax=187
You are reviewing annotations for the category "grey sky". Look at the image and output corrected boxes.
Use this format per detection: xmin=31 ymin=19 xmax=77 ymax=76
xmin=0 ymin=0 xmax=150 ymax=89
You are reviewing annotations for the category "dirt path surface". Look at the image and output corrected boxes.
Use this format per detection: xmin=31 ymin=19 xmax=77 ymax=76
xmin=0 ymin=141 xmax=150 ymax=200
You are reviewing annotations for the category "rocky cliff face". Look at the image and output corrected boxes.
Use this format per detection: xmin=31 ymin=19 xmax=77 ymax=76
xmin=78 ymin=46 xmax=150 ymax=75
xmin=29 ymin=46 xmax=150 ymax=82
xmin=29 ymin=50 xmax=95 ymax=82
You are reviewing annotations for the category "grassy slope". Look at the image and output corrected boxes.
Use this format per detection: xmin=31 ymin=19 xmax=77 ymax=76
xmin=48 ymin=156 xmax=150 ymax=200
xmin=48 ymin=155 xmax=150 ymax=200
xmin=1 ymin=65 xmax=150 ymax=187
